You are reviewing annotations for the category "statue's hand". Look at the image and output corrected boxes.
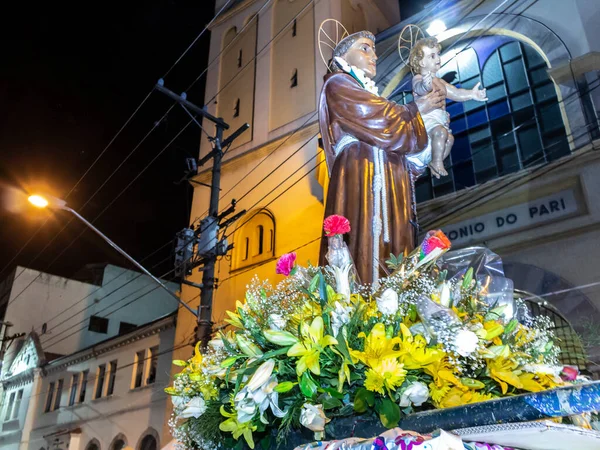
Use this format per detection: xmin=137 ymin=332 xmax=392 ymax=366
xmin=432 ymin=77 xmax=447 ymax=96
xmin=471 ymin=82 xmax=488 ymax=101
xmin=415 ymin=89 xmax=445 ymax=115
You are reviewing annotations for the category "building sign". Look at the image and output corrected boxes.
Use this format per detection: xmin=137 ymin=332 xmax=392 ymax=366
xmin=440 ymin=189 xmax=579 ymax=247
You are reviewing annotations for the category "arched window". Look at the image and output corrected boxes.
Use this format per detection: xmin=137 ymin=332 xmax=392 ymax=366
xmin=85 ymin=439 xmax=101 ymax=450
xmin=232 ymin=210 xmax=276 ymax=270
xmin=139 ymin=435 xmax=157 ymax=450
xmin=136 ymin=428 xmax=160 ymax=450
xmin=109 ymin=434 xmax=128 ymax=450
xmin=390 ymin=38 xmax=569 ymax=202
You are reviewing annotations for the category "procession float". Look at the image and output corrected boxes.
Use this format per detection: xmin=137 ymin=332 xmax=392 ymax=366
xmin=165 ymin=20 xmax=600 ymax=450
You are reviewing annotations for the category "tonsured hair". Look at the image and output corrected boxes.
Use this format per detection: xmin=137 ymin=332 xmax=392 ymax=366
xmin=332 ymin=30 xmax=376 ymax=70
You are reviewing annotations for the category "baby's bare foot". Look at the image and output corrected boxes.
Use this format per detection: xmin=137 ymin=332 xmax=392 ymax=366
xmin=429 ymin=160 xmax=448 ymax=179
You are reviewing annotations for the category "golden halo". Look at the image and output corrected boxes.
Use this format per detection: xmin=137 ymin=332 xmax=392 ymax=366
xmin=398 ymin=24 xmax=425 ymax=69
xmin=318 ymin=19 xmax=350 ymax=70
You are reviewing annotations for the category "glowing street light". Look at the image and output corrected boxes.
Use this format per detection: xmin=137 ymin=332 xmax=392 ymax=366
xmin=27 ymin=195 xmax=49 ymax=208
xmin=27 ymin=193 xmax=197 ymax=317
xmin=426 ymin=19 xmax=447 ymax=36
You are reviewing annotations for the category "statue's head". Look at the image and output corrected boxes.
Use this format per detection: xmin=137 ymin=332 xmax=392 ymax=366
xmin=409 ymin=37 xmax=441 ymax=74
xmin=333 ymin=31 xmax=377 ymax=79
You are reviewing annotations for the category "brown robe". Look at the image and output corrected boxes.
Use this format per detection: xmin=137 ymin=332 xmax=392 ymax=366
xmin=318 ymin=72 xmax=428 ymax=285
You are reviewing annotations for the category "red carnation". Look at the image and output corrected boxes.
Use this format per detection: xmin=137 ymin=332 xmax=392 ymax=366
xmin=323 ymin=215 xmax=351 ymax=237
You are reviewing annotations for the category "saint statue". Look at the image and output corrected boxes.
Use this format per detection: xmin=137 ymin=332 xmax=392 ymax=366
xmin=318 ymin=29 xmax=445 ymax=285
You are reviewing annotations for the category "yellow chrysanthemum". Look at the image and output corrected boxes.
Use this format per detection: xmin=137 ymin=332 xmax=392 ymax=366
xmin=364 ymin=369 xmax=385 ymax=394
xmin=364 ymin=358 xmax=407 ymax=394
xmin=429 ymin=381 xmax=451 ymax=404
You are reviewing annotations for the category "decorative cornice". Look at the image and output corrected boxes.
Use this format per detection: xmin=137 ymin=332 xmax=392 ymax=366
xmin=2 ymin=368 xmax=36 ymax=388
xmin=43 ymin=314 xmax=176 ymax=376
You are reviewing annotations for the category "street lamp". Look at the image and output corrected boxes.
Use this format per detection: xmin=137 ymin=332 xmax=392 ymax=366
xmin=27 ymin=193 xmax=197 ymax=317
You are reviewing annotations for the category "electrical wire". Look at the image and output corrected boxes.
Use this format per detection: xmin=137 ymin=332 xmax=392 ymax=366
xmin=0 ymin=0 xmax=237 ymax=294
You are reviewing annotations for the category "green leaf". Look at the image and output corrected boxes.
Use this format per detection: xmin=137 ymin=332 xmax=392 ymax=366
xmin=221 ymin=356 xmax=239 ymax=368
xmin=462 ymin=267 xmax=473 ymax=289
xmin=172 ymin=360 xmax=188 ymax=367
xmin=504 ymin=319 xmax=518 ymax=334
xmin=260 ymin=436 xmax=272 ymax=450
xmin=309 ymin=274 xmax=320 ymax=293
xmin=299 ymin=372 xmax=318 ymax=398
xmin=353 ymin=388 xmax=375 ymax=413
xmin=335 ymin=330 xmax=353 ymax=364
xmin=219 ymin=331 xmax=237 ymax=354
xmin=321 ymin=387 xmax=345 ymax=399
xmin=274 ymin=381 xmax=297 ymax=393
xmin=377 ymin=398 xmax=401 ymax=428
xmin=322 ymin=395 xmax=344 ymax=410
xmin=164 ymin=387 xmax=177 ymax=395
xmin=318 ymin=273 xmax=328 ymax=306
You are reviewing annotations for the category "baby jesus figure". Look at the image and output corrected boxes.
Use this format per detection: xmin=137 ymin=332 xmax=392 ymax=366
xmin=408 ymin=37 xmax=488 ymax=178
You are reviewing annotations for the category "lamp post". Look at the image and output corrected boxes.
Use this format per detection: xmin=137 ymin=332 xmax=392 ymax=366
xmin=27 ymin=194 xmax=197 ymax=317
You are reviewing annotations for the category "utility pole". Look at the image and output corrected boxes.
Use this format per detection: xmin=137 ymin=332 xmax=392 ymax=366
xmin=156 ymin=79 xmax=248 ymax=348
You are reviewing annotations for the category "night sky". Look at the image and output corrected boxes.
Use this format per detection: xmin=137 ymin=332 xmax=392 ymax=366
xmin=0 ymin=0 xmax=216 ymax=282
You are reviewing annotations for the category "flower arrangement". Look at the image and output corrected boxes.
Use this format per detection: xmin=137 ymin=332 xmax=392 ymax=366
xmin=166 ymin=219 xmax=575 ymax=450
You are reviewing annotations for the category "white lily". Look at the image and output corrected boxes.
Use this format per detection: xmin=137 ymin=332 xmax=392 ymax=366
xmin=234 ymin=360 xmax=286 ymax=424
xmin=179 ymin=396 xmax=207 ymax=419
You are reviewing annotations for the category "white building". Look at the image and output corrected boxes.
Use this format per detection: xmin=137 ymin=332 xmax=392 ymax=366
xmin=0 ymin=312 xmax=176 ymax=450
xmin=175 ymin=0 xmax=600 ymax=381
xmin=0 ymin=264 xmax=180 ymax=364
xmin=0 ymin=264 xmax=182 ymax=449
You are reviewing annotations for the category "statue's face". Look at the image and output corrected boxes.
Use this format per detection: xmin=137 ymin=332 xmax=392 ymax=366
xmin=419 ymin=44 xmax=441 ymax=73
xmin=342 ymin=37 xmax=378 ymax=78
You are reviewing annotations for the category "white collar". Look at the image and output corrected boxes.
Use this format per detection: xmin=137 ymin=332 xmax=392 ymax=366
xmin=334 ymin=57 xmax=379 ymax=96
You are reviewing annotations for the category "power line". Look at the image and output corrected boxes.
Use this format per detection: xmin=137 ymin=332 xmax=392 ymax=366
xmin=162 ymin=0 xmax=236 ymax=79
xmin=1 ymin=0 xmax=237 ymax=293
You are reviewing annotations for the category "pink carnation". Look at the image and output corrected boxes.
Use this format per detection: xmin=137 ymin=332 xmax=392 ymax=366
xmin=561 ymin=365 xmax=579 ymax=381
xmin=276 ymin=252 xmax=297 ymax=276
xmin=323 ymin=215 xmax=351 ymax=237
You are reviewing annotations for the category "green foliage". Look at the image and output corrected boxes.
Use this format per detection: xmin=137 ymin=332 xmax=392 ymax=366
xmin=353 ymin=388 xmax=375 ymax=413
xmin=385 ymin=253 xmax=404 ymax=270
xmin=376 ymin=398 xmax=401 ymax=428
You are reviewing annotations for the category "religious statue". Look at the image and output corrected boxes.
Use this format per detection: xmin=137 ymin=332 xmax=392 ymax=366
xmin=407 ymin=36 xmax=488 ymax=178
xmin=317 ymin=24 xmax=445 ymax=285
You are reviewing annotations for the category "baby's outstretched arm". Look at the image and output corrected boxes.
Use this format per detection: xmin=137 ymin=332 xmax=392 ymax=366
xmin=444 ymin=79 xmax=488 ymax=102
